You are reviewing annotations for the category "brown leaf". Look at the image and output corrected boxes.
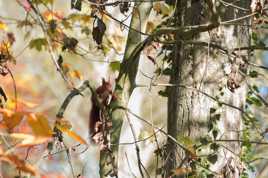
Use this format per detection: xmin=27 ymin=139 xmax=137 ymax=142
xmin=172 ymin=167 xmax=192 ymax=176
xmin=92 ymin=17 xmax=106 ymax=45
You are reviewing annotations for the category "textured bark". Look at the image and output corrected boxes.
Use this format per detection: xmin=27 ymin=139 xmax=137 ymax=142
xmin=99 ymin=3 xmax=152 ymax=177
xmin=165 ymin=0 xmax=251 ymax=177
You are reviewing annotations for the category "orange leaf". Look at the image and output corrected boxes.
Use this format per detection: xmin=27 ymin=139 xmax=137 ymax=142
xmin=27 ymin=113 xmax=52 ymax=137
xmin=10 ymin=133 xmax=51 ymax=147
xmin=69 ymin=70 xmax=83 ymax=80
xmin=0 ymin=154 xmax=37 ymax=175
xmin=0 ymin=108 xmax=13 ymax=117
xmin=3 ymin=112 xmax=24 ymax=130
xmin=56 ymin=125 xmax=87 ymax=145
xmin=43 ymin=10 xmax=64 ymax=21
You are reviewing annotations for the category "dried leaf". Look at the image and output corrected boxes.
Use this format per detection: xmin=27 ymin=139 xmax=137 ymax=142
xmin=0 ymin=154 xmax=37 ymax=175
xmin=172 ymin=167 xmax=192 ymax=176
xmin=3 ymin=112 xmax=24 ymax=130
xmin=92 ymin=17 xmax=106 ymax=45
xmin=146 ymin=21 xmax=155 ymax=34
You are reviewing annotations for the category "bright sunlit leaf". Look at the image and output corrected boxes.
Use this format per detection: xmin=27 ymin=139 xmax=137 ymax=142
xmin=3 ymin=112 xmax=24 ymax=130
xmin=0 ymin=20 xmax=7 ymax=31
xmin=56 ymin=124 xmax=87 ymax=145
xmin=27 ymin=113 xmax=52 ymax=137
xmin=10 ymin=133 xmax=51 ymax=147
xmin=69 ymin=70 xmax=83 ymax=80
xmin=43 ymin=10 xmax=64 ymax=21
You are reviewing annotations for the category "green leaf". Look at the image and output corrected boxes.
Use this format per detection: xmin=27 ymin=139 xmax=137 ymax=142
xmin=210 ymin=143 xmax=219 ymax=151
xmin=252 ymin=32 xmax=258 ymax=41
xmin=158 ymin=90 xmax=168 ymax=97
xmin=115 ymin=84 xmax=123 ymax=91
xmin=81 ymin=27 xmax=90 ymax=36
xmin=208 ymin=154 xmax=218 ymax=164
xmin=246 ymin=96 xmax=262 ymax=107
xmin=177 ymin=135 xmax=194 ymax=147
xmin=32 ymin=0 xmax=53 ymax=5
xmin=252 ymin=85 xmax=259 ymax=93
xmin=210 ymin=108 xmax=216 ymax=114
xmin=162 ymin=67 xmax=173 ymax=75
xmin=200 ymin=137 xmax=209 ymax=145
xmin=211 ymin=114 xmax=220 ymax=121
xmin=29 ymin=38 xmax=48 ymax=51
xmin=109 ymin=61 xmax=121 ymax=72
xmin=257 ymin=40 xmax=266 ymax=48
xmin=212 ymin=129 xmax=218 ymax=139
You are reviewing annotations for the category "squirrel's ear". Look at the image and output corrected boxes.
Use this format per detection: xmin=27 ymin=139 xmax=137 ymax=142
xmin=101 ymin=78 xmax=105 ymax=85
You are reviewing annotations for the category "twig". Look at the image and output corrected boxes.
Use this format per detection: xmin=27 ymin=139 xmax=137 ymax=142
xmin=218 ymin=0 xmax=250 ymax=11
xmin=125 ymin=111 xmax=145 ymax=178
xmin=6 ymin=67 xmax=17 ymax=111
xmin=125 ymin=152 xmax=138 ymax=178
xmin=135 ymin=83 xmax=245 ymax=113
xmin=56 ymin=80 xmax=92 ymax=118
xmin=21 ymin=0 xmax=74 ymax=88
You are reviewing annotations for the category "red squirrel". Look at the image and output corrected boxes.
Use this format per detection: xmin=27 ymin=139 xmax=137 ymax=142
xmin=89 ymin=78 xmax=115 ymax=142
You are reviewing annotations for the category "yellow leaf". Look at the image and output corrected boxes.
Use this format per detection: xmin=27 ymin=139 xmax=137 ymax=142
xmin=0 ymin=20 xmax=7 ymax=31
xmin=27 ymin=113 xmax=52 ymax=137
xmin=55 ymin=118 xmax=72 ymax=129
xmin=56 ymin=125 xmax=87 ymax=145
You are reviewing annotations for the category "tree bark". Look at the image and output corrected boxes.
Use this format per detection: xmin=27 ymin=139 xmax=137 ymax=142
xmin=165 ymin=0 xmax=251 ymax=177
xmin=99 ymin=3 xmax=152 ymax=177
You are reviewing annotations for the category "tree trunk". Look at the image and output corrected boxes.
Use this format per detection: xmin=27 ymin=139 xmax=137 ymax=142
xmin=165 ymin=0 xmax=251 ymax=177
xmin=99 ymin=3 xmax=152 ymax=177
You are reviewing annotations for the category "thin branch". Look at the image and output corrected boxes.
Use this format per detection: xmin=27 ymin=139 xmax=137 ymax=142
xmin=218 ymin=0 xmax=250 ymax=11
xmin=125 ymin=152 xmax=138 ymax=178
xmin=56 ymin=80 xmax=92 ymax=118
xmin=21 ymin=0 xmax=74 ymax=88
xmin=125 ymin=111 xmax=145 ymax=178
xmin=135 ymin=83 xmax=245 ymax=113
